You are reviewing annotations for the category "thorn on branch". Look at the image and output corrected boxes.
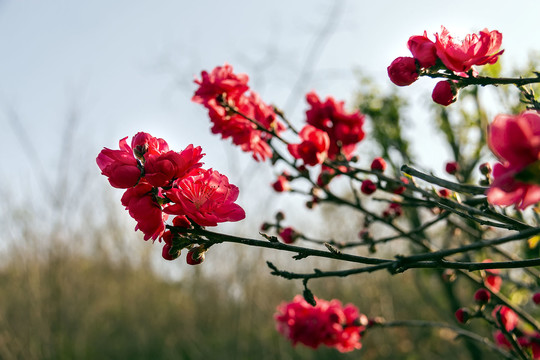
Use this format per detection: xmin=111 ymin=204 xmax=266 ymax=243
xmin=266 ymin=261 xmax=278 ymax=273
xmin=260 ymin=232 xmax=279 ymax=243
xmin=293 ymin=253 xmax=309 ymax=260
xmin=324 ymin=242 xmax=342 ymax=255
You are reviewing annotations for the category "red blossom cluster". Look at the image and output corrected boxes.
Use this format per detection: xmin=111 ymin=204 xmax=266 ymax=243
xmin=492 ymin=305 xmax=540 ymax=359
xmin=486 ymin=111 xmax=540 ymax=209
xmin=192 ymin=64 xmax=286 ymax=161
xmin=388 ymin=26 xmax=504 ymax=106
xmin=274 ymin=295 xmax=367 ymax=352
xmin=97 ymin=132 xmax=245 ymax=260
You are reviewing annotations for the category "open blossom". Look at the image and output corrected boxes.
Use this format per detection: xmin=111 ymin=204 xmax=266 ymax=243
xmin=194 ymin=64 xmax=285 ymax=161
xmin=305 ymin=91 xmax=365 ymax=159
xmin=164 ymin=169 xmax=245 ymax=227
xmin=192 ymin=63 xmax=249 ymax=106
xmin=96 ymin=137 xmax=141 ymax=189
xmin=492 ymin=305 xmax=519 ymax=332
xmin=486 ymin=111 xmax=540 ymax=209
xmin=435 ymin=26 xmax=504 ymax=73
xmin=288 ymin=125 xmax=330 ymax=166
xmin=131 ymin=132 xmax=169 ymax=158
xmin=121 ymin=182 xmax=167 ymax=241
xmin=143 ymin=145 xmax=204 ymax=187
xmin=274 ymin=295 xmax=366 ymax=352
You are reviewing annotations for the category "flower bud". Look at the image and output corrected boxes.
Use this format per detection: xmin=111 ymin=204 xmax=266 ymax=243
xmin=161 ymin=230 xmax=173 ymax=246
xmin=361 ymin=179 xmax=377 ymax=195
xmin=479 ymin=162 xmax=492 ymax=176
xmin=279 ymin=227 xmax=299 ymax=244
xmin=186 ymin=247 xmax=205 ymax=265
xmin=445 ymin=161 xmax=459 ymax=175
xmin=172 ymin=215 xmax=191 ymax=228
xmin=260 ymin=222 xmax=271 ymax=231
xmin=432 ymin=81 xmax=457 ymax=106
xmin=162 ymin=243 xmax=180 ymax=261
xmin=474 ymin=288 xmax=491 ymax=304
xmin=275 ymin=211 xmax=285 ymax=221
xmin=370 ymin=157 xmax=387 ymax=172
xmin=272 ymin=175 xmax=290 ymax=192
xmin=387 ymin=57 xmax=419 ymax=86
xmin=438 ymin=188 xmax=451 ymax=198
xmin=407 ymin=33 xmax=437 ymax=68
xmin=533 ymin=292 xmax=540 ymax=305
xmin=455 ymin=308 xmax=470 ymax=324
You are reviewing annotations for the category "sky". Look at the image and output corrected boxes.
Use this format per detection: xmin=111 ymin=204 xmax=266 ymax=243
xmin=1 ymin=0 xmax=540 ymax=228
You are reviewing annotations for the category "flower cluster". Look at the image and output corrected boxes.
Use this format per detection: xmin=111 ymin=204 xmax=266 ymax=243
xmin=97 ymin=132 xmax=245 ymax=260
xmin=492 ymin=305 xmax=540 ymax=359
xmin=388 ymin=26 xmax=503 ymax=106
xmin=192 ymin=64 xmax=286 ymax=161
xmin=274 ymin=295 xmax=367 ymax=352
xmin=486 ymin=111 xmax=540 ymax=209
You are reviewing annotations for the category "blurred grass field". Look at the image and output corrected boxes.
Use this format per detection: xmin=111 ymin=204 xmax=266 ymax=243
xmin=0 ymin=184 xmax=490 ymax=360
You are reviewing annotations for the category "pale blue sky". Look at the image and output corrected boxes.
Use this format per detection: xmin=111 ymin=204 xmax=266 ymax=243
xmin=1 ymin=0 xmax=539 ymax=210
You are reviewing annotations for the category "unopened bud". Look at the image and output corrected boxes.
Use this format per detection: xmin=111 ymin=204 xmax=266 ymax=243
xmin=479 ymin=162 xmax=492 ymax=176
xmin=370 ymin=157 xmax=387 ymax=172
xmin=162 ymin=243 xmax=180 ymax=261
xmin=474 ymin=288 xmax=491 ymax=304
xmin=455 ymin=308 xmax=470 ymax=324
xmin=533 ymin=292 xmax=540 ymax=305
xmin=361 ymin=179 xmax=377 ymax=195
xmin=275 ymin=212 xmax=285 ymax=221
xmin=445 ymin=161 xmax=459 ymax=175
xmin=186 ymin=247 xmax=205 ymax=265
xmin=260 ymin=222 xmax=271 ymax=231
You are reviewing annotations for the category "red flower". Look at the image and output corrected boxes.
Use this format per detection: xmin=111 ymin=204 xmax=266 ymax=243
xmin=533 ymin=293 xmax=540 ymax=305
xmin=192 ymin=63 xmax=249 ymax=105
xmin=361 ymin=179 xmax=377 ymax=195
xmin=455 ymin=308 xmax=469 ymax=324
xmin=486 ymin=111 xmax=540 ymax=209
xmin=474 ymin=289 xmax=491 ymax=304
xmin=162 ymin=243 xmax=180 ymax=261
xmin=186 ymin=247 xmax=205 ymax=265
xmin=408 ymin=32 xmax=437 ymax=68
xmin=131 ymin=132 xmax=169 ymax=158
xmin=492 ymin=305 xmax=519 ymax=331
xmin=434 ymin=26 xmax=504 ymax=73
xmin=390 ymin=177 xmax=409 ymax=195
xmin=445 ymin=161 xmax=459 ymax=175
xmin=279 ymin=227 xmax=298 ymax=244
xmin=96 ymin=137 xmax=141 ymax=189
xmin=287 ymin=125 xmax=330 ymax=166
xmin=305 ymin=91 xmax=365 ymax=159
xmin=194 ymin=65 xmax=285 ymax=162
xmin=143 ymin=145 xmax=204 ymax=187
xmin=370 ymin=157 xmax=387 ymax=172
xmin=121 ymin=182 xmax=167 ymax=241
xmin=438 ymin=188 xmax=451 ymax=198
xmin=274 ymin=295 xmax=365 ymax=353
xmin=164 ymin=169 xmax=245 ymax=227
xmin=493 ymin=330 xmax=511 ymax=349
xmin=272 ymin=175 xmax=290 ymax=192
xmin=387 ymin=57 xmax=419 ymax=86
xmin=432 ymin=81 xmax=457 ymax=106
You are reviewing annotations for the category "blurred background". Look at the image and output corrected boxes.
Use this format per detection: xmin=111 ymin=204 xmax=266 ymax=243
xmin=1 ymin=0 xmax=540 ymax=358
